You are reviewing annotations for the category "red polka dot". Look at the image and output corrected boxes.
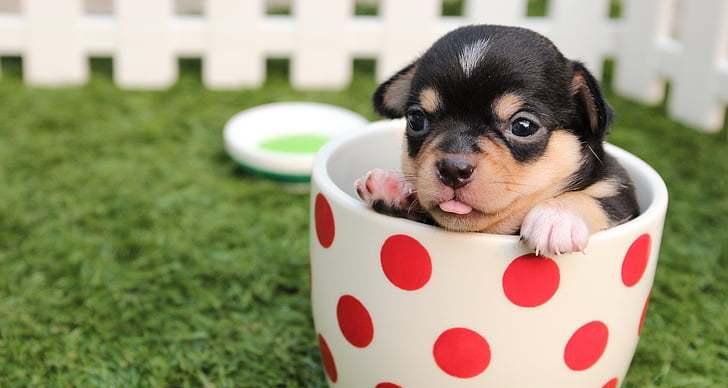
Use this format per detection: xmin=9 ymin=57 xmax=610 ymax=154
xmin=375 ymin=383 xmax=401 ymax=388
xmin=380 ymin=234 xmax=432 ymax=291
xmin=337 ymin=295 xmax=374 ymax=348
xmin=317 ymin=334 xmax=337 ymax=382
xmin=621 ymin=234 xmax=651 ymax=287
xmin=639 ymin=294 xmax=650 ymax=336
xmin=564 ymin=321 xmax=609 ymax=371
xmin=433 ymin=328 xmax=491 ymax=378
xmin=502 ymin=254 xmax=560 ymax=307
xmin=602 ymin=377 xmax=619 ymax=388
xmin=315 ymin=194 xmax=335 ymax=248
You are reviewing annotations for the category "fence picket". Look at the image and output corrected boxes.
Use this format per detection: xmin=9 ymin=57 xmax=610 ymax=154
xmin=206 ymin=0 xmax=265 ymax=88
xmin=26 ymin=0 xmax=87 ymax=85
xmin=466 ymin=0 xmax=526 ymax=26
xmin=378 ymin=0 xmax=440 ymax=82
xmin=293 ymin=0 xmax=352 ymax=88
xmin=615 ymin=0 xmax=671 ymax=105
xmin=116 ymin=0 xmax=176 ymax=88
xmin=549 ymin=0 xmax=613 ymax=78
xmin=667 ymin=0 xmax=727 ymax=131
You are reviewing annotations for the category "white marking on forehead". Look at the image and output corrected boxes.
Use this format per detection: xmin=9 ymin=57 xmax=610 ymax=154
xmin=459 ymin=38 xmax=491 ymax=78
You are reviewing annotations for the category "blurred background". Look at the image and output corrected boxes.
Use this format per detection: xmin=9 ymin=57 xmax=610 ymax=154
xmin=0 ymin=0 xmax=726 ymax=387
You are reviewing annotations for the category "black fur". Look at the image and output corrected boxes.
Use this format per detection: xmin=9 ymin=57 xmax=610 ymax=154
xmin=371 ymin=200 xmax=435 ymax=225
xmin=597 ymin=156 xmax=641 ymax=223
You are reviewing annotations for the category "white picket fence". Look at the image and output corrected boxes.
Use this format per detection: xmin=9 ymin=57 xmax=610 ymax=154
xmin=0 ymin=0 xmax=726 ymax=132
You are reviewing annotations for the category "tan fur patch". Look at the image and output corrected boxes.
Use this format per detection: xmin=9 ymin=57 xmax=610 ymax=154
xmin=400 ymin=129 xmax=443 ymax=190
xmin=571 ymin=72 xmax=599 ymax=130
xmin=401 ymin=141 xmax=416 ymax=184
xmin=492 ymin=93 xmax=523 ymax=122
xmin=570 ymin=72 xmax=588 ymax=95
xmin=583 ymin=179 xmax=620 ymax=199
xmin=383 ymin=66 xmax=416 ymax=114
xmin=412 ymin=133 xmax=448 ymax=200
xmin=419 ymin=88 xmax=442 ymax=113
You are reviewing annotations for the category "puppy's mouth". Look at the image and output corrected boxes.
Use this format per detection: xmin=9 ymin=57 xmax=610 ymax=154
xmin=431 ymin=188 xmax=480 ymax=216
xmin=438 ymin=199 xmax=473 ymax=215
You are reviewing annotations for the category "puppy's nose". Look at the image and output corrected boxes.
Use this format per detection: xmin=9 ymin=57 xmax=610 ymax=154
xmin=436 ymin=158 xmax=475 ymax=189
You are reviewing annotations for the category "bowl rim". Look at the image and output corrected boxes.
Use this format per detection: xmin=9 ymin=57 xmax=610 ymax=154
xmin=312 ymin=119 xmax=669 ymax=244
xmin=223 ymin=101 xmax=368 ymax=178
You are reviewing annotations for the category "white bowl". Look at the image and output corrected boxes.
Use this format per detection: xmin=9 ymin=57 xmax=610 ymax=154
xmin=309 ymin=120 xmax=668 ymax=388
xmin=223 ymin=102 xmax=368 ymax=181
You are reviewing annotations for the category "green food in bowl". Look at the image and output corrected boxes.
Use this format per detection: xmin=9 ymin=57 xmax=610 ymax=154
xmin=260 ymin=134 xmax=330 ymax=154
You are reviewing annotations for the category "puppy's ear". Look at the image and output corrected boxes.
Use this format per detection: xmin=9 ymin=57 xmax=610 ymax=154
xmin=373 ymin=61 xmax=418 ymax=118
xmin=571 ymin=61 xmax=613 ymax=139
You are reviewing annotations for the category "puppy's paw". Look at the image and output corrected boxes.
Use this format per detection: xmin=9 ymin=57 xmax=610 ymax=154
xmin=520 ymin=204 xmax=590 ymax=256
xmin=355 ymin=169 xmax=415 ymax=212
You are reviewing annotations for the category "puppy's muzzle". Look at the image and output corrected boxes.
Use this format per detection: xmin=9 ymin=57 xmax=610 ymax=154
xmin=436 ymin=157 xmax=475 ymax=189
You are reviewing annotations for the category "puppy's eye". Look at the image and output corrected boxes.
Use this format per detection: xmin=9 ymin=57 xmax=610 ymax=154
xmin=406 ymin=108 xmax=429 ymax=137
xmin=510 ymin=113 xmax=541 ymax=137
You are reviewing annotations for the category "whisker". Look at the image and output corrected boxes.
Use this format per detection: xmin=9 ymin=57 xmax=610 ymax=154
xmin=582 ymin=142 xmax=604 ymax=166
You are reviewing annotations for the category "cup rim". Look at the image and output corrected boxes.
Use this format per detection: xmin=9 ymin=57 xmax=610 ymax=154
xmin=312 ymin=119 xmax=668 ymax=244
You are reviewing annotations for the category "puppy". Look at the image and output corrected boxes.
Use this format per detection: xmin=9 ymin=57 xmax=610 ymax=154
xmin=355 ymin=25 xmax=639 ymax=255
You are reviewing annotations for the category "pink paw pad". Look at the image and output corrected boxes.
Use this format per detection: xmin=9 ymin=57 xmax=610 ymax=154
xmin=355 ymin=169 xmax=414 ymax=208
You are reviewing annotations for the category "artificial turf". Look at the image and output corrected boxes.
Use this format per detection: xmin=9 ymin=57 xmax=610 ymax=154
xmin=0 ymin=56 xmax=726 ymax=387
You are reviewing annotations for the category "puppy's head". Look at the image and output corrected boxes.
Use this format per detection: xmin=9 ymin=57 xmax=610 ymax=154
xmin=373 ymin=25 xmax=612 ymax=232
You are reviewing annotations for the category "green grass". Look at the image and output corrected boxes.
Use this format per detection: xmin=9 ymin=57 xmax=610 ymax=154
xmin=266 ymin=2 xmax=292 ymax=16
xmin=0 ymin=57 xmax=726 ymax=387
xmin=527 ymin=0 xmax=549 ymax=17
xmin=525 ymin=0 xmax=623 ymax=18
xmin=441 ymin=0 xmax=465 ymax=17
xmin=609 ymin=0 xmax=624 ymax=19
xmin=354 ymin=1 xmax=378 ymax=17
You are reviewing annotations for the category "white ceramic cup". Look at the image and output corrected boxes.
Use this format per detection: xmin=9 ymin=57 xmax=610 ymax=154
xmin=310 ymin=120 xmax=668 ymax=388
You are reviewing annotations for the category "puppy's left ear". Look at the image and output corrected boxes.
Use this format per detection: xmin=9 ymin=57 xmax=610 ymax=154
xmin=571 ymin=61 xmax=613 ymax=139
xmin=373 ymin=61 xmax=418 ymax=118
